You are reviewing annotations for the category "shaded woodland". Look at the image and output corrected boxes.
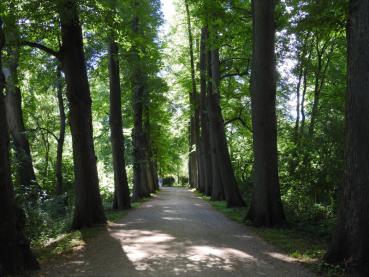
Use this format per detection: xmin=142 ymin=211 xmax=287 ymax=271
xmin=0 ymin=0 xmax=368 ymax=276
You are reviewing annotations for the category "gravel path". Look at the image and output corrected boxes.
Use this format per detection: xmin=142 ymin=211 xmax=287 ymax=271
xmin=35 ymin=187 xmax=315 ymax=276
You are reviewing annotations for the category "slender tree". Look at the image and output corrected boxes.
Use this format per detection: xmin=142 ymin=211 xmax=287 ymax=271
xmin=108 ymin=39 xmax=131 ymax=210
xmin=325 ymin=0 xmax=369 ymax=275
xmin=185 ymin=0 xmax=199 ymax=188
xmin=247 ymin=0 xmax=285 ymax=226
xmin=55 ymin=65 xmax=65 ymax=195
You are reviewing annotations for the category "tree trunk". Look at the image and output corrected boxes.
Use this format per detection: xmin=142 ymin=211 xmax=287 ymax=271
xmin=294 ymin=39 xmax=307 ymax=142
xmin=108 ymin=39 xmax=131 ymax=210
xmin=208 ymin=45 xmax=244 ymax=207
xmin=206 ymin=42 xmax=224 ymax=200
xmin=198 ymin=27 xmax=212 ymax=195
xmin=0 ymin=20 xmax=39 ymax=275
xmin=308 ymin=40 xmax=334 ymax=137
xmin=131 ymin=15 xmax=150 ymax=200
xmin=300 ymin=46 xmax=312 ymax=135
xmin=55 ymin=65 xmax=65 ymax=195
xmin=58 ymin=0 xmax=106 ymax=229
xmin=144 ymin=107 xmax=157 ymax=193
xmin=3 ymin=47 xmax=40 ymax=197
xmin=185 ymin=0 xmax=199 ymax=189
xmin=324 ymin=1 xmax=369 ymax=275
xmin=247 ymin=0 xmax=285 ymax=226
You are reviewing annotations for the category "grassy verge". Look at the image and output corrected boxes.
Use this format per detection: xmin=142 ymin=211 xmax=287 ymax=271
xmin=33 ymin=196 xmax=150 ymax=263
xmin=195 ymin=192 xmax=343 ymax=276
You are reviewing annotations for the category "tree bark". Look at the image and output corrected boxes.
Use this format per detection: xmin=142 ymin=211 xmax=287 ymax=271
xmin=55 ymin=65 xmax=65 ymax=195
xmin=3 ymin=47 xmax=40 ymax=197
xmin=208 ymin=45 xmax=244 ymax=207
xmin=198 ymin=27 xmax=212 ymax=195
xmin=108 ymin=39 xmax=131 ymax=210
xmin=185 ymin=0 xmax=199 ymax=189
xmin=131 ymin=15 xmax=150 ymax=201
xmin=324 ymin=1 xmax=369 ymax=275
xmin=247 ymin=0 xmax=285 ymax=226
xmin=206 ymin=43 xmax=224 ymax=200
xmin=58 ymin=0 xmax=106 ymax=229
xmin=0 ymin=19 xmax=39 ymax=275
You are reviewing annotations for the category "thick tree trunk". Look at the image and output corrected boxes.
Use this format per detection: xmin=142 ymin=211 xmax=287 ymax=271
xmin=206 ymin=44 xmax=224 ymax=200
xmin=0 ymin=20 xmax=39 ymax=275
xmin=3 ymin=47 xmax=40 ymax=197
xmin=247 ymin=0 xmax=285 ymax=226
xmin=130 ymin=14 xmax=150 ymax=201
xmin=185 ymin=0 xmax=199 ymax=189
xmin=324 ymin=1 xmax=369 ymax=275
xmin=55 ymin=65 xmax=65 ymax=195
xmin=58 ymin=0 xmax=106 ymax=229
xmin=208 ymin=46 xmax=244 ymax=207
xmin=131 ymin=80 xmax=149 ymax=200
xmin=108 ymin=39 xmax=131 ymax=210
xmin=198 ymin=27 xmax=212 ymax=195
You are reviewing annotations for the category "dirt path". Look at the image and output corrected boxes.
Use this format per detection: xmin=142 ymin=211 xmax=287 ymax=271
xmin=36 ymin=187 xmax=315 ymax=276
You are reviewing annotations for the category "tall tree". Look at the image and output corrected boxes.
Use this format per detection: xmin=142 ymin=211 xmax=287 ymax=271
xmin=3 ymin=46 xmax=40 ymax=197
xmin=198 ymin=27 xmax=212 ymax=195
xmin=324 ymin=0 xmax=369 ymax=275
xmin=247 ymin=0 xmax=285 ymax=226
xmin=131 ymin=13 xmax=150 ymax=200
xmin=0 ymin=17 xmax=39 ymax=275
xmin=57 ymin=0 xmax=106 ymax=229
xmin=208 ymin=44 xmax=244 ymax=207
xmin=55 ymin=65 xmax=65 ymax=195
xmin=185 ymin=0 xmax=199 ymax=189
xmin=108 ymin=39 xmax=131 ymax=210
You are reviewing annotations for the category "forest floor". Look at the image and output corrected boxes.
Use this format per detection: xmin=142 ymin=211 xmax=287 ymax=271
xmin=33 ymin=188 xmax=315 ymax=276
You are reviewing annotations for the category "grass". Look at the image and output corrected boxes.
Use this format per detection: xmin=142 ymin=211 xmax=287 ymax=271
xmin=33 ymin=196 xmax=151 ymax=263
xmin=195 ymin=191 xmax=344 ymax=276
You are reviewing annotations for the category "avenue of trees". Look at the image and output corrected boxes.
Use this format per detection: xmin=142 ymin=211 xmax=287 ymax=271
xmin=0 ymin=0 xmax=368 ymax=276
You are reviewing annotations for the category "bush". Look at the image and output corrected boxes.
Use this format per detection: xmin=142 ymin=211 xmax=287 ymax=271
xmin=162 ymin=176 xmax=175 ymax=187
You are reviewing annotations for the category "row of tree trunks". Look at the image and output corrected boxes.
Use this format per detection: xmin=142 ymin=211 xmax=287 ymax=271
xmin=0 ymin=18 xmax=39 ymax=275
xmin=108 ymin=39 xmax=131 ymax=210
xmin=196 ymin=26 xmax=245 ymax=207
xmin=3 ymin=46 xmax=40 ymax=198
xmin=58 ymin=0 xmax=106 ymax=229
xmin=246 ymin=0 xmax=285 ymax=226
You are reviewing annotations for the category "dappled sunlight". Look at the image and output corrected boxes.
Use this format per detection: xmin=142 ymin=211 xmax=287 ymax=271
xmin=37 ymin=188 xmax=314 ymax=277
xmin=161 ymin=216 xmax=187 ymax=221
xmin=264 ymin=252 xmax=298 ymax=263
xmin=110 ymin=228 xmax=259 ymax=274
xmin=186 ymin=245 xmax=256 ymax=271
xmin=162 ymin=209 xmax=181 ymax=214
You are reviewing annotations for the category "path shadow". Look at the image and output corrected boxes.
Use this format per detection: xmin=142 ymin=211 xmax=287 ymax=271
xmin=34 ymin=188 xmax=314 ymax=276
xmin=34 ymin=227 xmax=140 ymax=277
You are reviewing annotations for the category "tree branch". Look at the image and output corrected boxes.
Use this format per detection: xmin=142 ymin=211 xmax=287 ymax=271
xmin=221 ymin=70 xmax=249 ymax=79
xmin=224 ymin=116 xmax=252 ymax=132
xmin=20 ymin=41 xmax=61 ymax=59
